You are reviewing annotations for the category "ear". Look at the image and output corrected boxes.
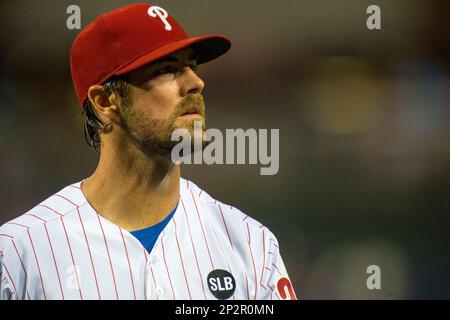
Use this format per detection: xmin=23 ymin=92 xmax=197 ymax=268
xmin=87 ymin=85 xmax=121 ymax=124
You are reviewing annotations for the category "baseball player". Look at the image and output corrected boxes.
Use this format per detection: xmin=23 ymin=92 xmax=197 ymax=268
xmin=0 ymin=3 xmax=296 ymax=300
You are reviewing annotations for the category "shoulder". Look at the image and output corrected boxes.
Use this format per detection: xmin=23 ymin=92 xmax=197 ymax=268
xmin=180 ymin=177 xmax=279 ymax=243
xmin=0 ymin=181 xmax=86 ymax=252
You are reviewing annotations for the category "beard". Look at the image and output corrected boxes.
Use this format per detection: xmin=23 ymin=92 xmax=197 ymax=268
xmin=119 ymin=94 xmax=210 ymax=159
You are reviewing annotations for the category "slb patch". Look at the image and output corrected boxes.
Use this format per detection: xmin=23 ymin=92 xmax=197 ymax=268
xmin=207 ymin=269 xmax=236 ymax=300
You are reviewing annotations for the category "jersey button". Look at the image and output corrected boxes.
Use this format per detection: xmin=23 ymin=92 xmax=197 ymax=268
xmin=148 ymin=256 xmax=158 ymax=266
xmin=156 ymin=286 xmax=165 ymax=297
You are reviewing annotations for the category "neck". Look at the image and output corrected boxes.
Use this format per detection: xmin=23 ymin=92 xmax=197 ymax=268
xmin=81 ymin=141 xmax=180 ymax=231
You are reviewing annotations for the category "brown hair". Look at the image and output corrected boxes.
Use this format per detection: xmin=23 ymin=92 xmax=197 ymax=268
xmin=82 ymin=76 xmax=133 ymax=152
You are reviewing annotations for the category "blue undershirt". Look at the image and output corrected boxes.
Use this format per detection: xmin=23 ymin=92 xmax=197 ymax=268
xmin=130 ymin=202 xmax=178 ymax=253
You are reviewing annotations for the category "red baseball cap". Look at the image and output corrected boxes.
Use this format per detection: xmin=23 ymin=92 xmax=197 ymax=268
xmin=70 ymin=3 xmax=231 ymax=105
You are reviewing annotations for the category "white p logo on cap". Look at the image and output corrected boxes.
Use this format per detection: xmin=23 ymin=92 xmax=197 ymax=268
xmin=148 ymin=6 xmax=172 ymax=31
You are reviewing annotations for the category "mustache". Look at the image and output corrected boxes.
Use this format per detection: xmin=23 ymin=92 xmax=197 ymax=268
xmin=174 ymin=94 xmax=205 ymax=117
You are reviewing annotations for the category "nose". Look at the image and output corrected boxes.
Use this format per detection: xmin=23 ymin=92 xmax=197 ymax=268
xmin=180 ymin=66 xmax=205 ymax=96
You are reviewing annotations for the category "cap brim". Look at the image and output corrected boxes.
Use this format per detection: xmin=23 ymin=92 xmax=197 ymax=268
xmin=114 ymin=34 xmax=231 ymax=76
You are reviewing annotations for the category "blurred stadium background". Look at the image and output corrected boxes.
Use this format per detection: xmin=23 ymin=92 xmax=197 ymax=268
xmin=0 ymin=0 xmax=449 ymax=299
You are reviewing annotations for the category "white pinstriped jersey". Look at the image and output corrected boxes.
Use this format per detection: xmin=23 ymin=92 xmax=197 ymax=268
xmin=0 ymin=178 xmax=296 ymax=300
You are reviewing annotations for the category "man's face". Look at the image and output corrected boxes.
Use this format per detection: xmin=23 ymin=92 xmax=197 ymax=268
xmin=118 ymin=47 xmax=206 ymax=157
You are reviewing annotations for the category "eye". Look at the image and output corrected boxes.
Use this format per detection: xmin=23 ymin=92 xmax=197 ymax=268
xmin=153 ymin=65 xmax=178 ymax=77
